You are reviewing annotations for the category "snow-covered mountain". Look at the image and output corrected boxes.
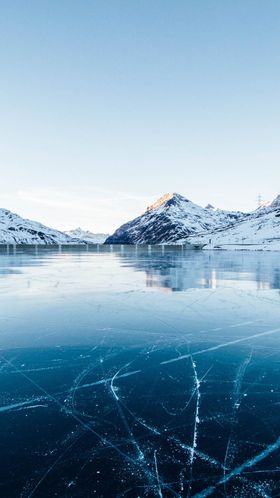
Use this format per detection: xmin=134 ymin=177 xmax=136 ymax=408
xmin=190 ymin=195 xmax=280 ymax=251
xmin=0 ymin=208 xmax=77 ymax=244
xmin=105 ymin=193 xmax=246 ymax=244
xmin=65 ymin=228 xmax=109 ymax=244
xmin=3 ymin=192 xmax=280 ymax=249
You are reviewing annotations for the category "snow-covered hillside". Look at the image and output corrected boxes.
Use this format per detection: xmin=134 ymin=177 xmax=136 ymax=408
xmin=2 ymin=192 xmax=280 ymax=249
xmin=0 ymin=208 xmax=77 ymax=244
xmin=190 ymin=197 xmax=280 ymax=251
xmin=65 ymin=228 xmax=109 ymax=244
xmin=105 ymin=193 xmax=246 ymax=244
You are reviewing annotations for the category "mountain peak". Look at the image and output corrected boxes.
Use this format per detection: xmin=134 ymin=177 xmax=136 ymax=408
xmin=146 ymin=193 xmax=188 ymax=212
xmin=205 ymin=203 xmax=215 ymax=210
xmin=105 ymin=192 xmax=246 ymax=245
xmin=65 ymin=227 xmax=109 ymax=243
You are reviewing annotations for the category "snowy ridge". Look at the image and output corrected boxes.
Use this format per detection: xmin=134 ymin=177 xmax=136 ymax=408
xmin=0 ymin=208 xmax=77 ymax=245
xmin=2 ymin=192 xmax=280 ymax=249
xmin=105 ymin=193 xmax=246 ymax=245
xmin=65 ymin=228 xmax=109 ymax=244
xmin=190 ymin=198 xmax=280 ymax=251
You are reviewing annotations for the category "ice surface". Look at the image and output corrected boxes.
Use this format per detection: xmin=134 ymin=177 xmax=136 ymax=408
xmin=0 ymin=246 xmax=280 ymax=497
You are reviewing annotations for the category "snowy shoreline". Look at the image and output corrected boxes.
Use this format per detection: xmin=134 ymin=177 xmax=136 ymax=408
xmin=202 ymin=243 xmax=280 ymax=252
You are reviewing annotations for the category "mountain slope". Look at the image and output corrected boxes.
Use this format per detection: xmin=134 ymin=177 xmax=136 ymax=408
xmin=190 ymin=197 xmax=280 ymax=250
xmin=65 ymin=228 xmax=109 ymax=244
xmin=105 ymin=193 xmax=246 ymax=244
xmin=0 ymin=208 xmax=76 ymax=244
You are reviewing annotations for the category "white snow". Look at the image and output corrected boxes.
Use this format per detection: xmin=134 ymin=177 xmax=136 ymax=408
xmin=106 ymin=192 xmax=280 ymax=251
xmin=2 ymin=192 xmax=280 ymax=250
xmin=105 ymin=193 xmax=245 ymax=245
xmin=0 ymin=208 xmax=77 ymax=245
xmin=189 ymin=200 xmax=280 ymax=251
xmin=65 ymin=228 xmax=109 ymax=244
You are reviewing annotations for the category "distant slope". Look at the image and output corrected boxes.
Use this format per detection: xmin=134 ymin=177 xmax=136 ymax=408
xmin=190 ymin=195 xmax=280 ymax=250
xmin=0 ymin=208 xmax=76 ymax=244
xmin=105 ymin=193 xmax=246 ymax=244
xmin=65 ymin=228 xmax=109 ymax=244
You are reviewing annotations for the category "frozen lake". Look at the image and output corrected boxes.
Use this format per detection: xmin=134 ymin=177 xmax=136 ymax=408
xmin=1 ymin=245 xmax=280 ymax=497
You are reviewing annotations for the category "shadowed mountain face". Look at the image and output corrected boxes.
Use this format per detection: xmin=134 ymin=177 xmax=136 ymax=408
xmin=105 ymin=193 xmax=245 ymax=244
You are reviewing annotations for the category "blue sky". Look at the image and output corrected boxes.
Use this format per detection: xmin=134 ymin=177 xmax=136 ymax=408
xmin=0 ymin=0 xmax=279 ymax=232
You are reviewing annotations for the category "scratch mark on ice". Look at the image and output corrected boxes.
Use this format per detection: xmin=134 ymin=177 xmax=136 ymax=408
xmin=223 ymin=349 xmax=253 ymax=492
xmin=187 ymin=357 xmax=201 ymax=496
xmin=154 ymin=450 xmax=163 ymax=498
xmin=192 ymin=435 xmax=280 ymax=497
xmin=69 ymin=369 xmax=141 ymax=392
xmin=0 ymin=398 xmax=47 ymax=413
xmin=161 ymin=327 xmax=280 ymax=365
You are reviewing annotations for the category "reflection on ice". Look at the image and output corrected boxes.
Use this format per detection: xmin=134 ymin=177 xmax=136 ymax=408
xmin=1 ymin=244 xmax=280 ymax=293
xmin=0 ymin=246 xmax=280 ymax=497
